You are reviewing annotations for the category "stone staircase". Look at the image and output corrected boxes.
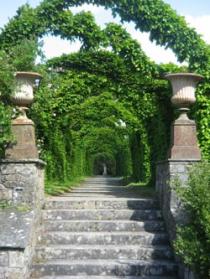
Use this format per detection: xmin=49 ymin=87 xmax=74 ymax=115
xmin=30 ymin=176 xmax=178 ymax=279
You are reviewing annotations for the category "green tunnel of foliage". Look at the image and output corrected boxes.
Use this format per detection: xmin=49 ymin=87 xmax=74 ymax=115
xmin=0 ymin=0 xmax=209 ymax=185
xmin=0 ymin=0 xmax=210 ymax=275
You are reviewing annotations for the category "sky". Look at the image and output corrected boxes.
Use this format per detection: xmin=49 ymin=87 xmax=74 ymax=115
xmin=0 ymin=0 xmax=210 ymax=64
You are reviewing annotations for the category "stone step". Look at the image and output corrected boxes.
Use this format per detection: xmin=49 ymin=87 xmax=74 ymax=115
xmin=76 ymin=185 xmax=125 ymax=187
xmin=69 ymin=191 xmax=135 ymax=195
xmin=31 ymin=259 xmax=177 ymax=277
xmin=61 ymin=193 xmax=141 ymax=197
xmin=80 ymin=178 xmax=121 ymax=185
xmin=31 ymin=276 xmax=178 ymax=279
xmin=45 ymin=198 xmax=159 ymax=210
xmin=43 ymin=209 xmax=162 ymax=221
xmin=69 ymin=189 xmax=132 ymax=193
xmin=71 ymin=186 xmax=128 ymax=190
xmin=78 ymin=185 xmax=122 ymax=188
xmin=34 ymin=245 xmax=174 ymax=261
xmin=44 ymin=220 xmax=165 ymax=232
xmin=38 ymin=232 xmax=169 ymax=246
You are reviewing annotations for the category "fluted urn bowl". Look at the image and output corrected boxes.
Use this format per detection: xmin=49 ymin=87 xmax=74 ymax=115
xmin=165 ymin=73 xmax=203 ymax=108
xmin=11 ymin=72 xmax=42 ymax=107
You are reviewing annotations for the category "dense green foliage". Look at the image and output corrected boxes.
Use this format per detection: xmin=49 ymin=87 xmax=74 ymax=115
xmin=0 ymin=0 xmax=209 ymax=185
xmin=174 ymin=162 xmax=210 ymax=278
xmin=0 ymin=50 xmax=15 ymax=156
xmin=0 ymin=0 xmax=209 ymax=270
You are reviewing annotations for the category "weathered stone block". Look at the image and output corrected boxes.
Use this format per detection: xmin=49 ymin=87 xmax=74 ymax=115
xmin=0 ymin=160 xmax=45 ymax=206
xmin=0 ymin=269 xmax=6 ymax=279
xmin=4 ymin=268 xmax=23 ymax=279
xmin=0 ymin=252 xmax=9 ymax=266
xmin=0 ymin=210 xmax=34 ymax=249
xmin=0 ymin=184 xmax=12 ymax=201
xmin=9 ymin=251 xmax=24 ymax=267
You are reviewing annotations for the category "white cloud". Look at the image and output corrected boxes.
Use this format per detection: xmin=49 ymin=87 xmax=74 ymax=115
xmin=41 ymin=36 xmax=81 ymax=59
xmin=185 ymin=15 xmax=210 ymax=44
xmin=122 ymin=22 xmax=179 ymax=64
xmin=41 ymin=5 xmax=210 ymax=65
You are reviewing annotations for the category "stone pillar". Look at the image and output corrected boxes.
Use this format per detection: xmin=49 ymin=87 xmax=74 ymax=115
xmin=156 ymin=159 xmax=200 ymax=241
xmin=0 ymin=159 xmax=45 ymax=278
xmin=0 ymin=159 xmax=45 ymax=206
xmin=0 ymin=72 xmax=45 ymax=279
xmin=156 ymin=73 xmax=203 ymax=279
xmin=1 ymin=71 xmax=45 ymax=206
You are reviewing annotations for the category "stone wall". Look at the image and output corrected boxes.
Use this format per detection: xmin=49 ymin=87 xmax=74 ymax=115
xmin=0 ymin=159 xmax=45 ymax=206
xmin=0 ymin=159 xmax=45 ymax=279
xmin=156 ymin=159 xmax=200 ymax=279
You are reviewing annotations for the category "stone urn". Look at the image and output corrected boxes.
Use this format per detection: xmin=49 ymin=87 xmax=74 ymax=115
xmin=165 ymin=73 xmax=203 ymax=111
xmin=5 ymin=71 xmax=42 ymax=160
xmin=11 ymin=71 xmax=42 ymax=119
xmin=165 ymin=72 xmax=203 ymax=160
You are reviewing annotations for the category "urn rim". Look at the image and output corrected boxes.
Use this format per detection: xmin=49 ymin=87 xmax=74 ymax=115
xmin=15 ymin=71 xmax=42 ymax=80
xmin=165 ymin=72 xmax=203 ymax=81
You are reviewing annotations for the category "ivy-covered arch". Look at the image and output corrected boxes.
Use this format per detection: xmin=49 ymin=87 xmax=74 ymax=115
xmin=0 ymin=0 xmax=209 ymax=184
xmin=1 ymin=2 xmax=210 ymax=275
xmin=2 ymin=0 xmax=210 ymax=69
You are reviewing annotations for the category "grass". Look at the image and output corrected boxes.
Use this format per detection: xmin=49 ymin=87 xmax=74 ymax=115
xmin=0 ymin=200 xmax=11 ymax=210
xmin=45 ymin=176 xmax=86 ymax=196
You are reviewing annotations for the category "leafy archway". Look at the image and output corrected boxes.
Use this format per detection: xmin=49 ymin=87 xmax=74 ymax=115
xmin=0 ymin=0 xmax=209 ymax=185
xmin=1 ymin=0 xmax=210 ymax=68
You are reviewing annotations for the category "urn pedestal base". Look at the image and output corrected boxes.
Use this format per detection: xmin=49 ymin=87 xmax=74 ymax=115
xmin=5 ymin=117 xmax=38 ymax=160
xmin=168 ymin=113 xmax=201 ymax=160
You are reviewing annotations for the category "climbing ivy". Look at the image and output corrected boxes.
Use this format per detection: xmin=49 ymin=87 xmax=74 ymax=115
xmin=0 ymin=0 xmax=209 ymax=183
